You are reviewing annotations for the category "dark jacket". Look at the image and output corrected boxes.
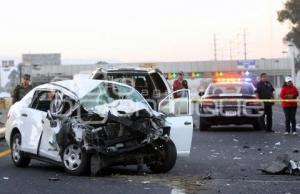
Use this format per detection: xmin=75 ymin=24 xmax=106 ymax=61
xmin=12 ymin=84 xmax=33 ymax=104
xmin=255 ymin=81 xmax=275 ymax=106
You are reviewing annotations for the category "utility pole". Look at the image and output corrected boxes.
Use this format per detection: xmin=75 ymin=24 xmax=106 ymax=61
xmin=229 ymin=40 xmax=233 ymax=61
xmin=214 ymin=34 xmax=217 ymax=61
xmin=243 ymin=29 xmax=247 ymax=60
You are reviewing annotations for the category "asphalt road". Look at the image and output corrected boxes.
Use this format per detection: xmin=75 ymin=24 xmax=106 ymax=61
xmin=1 ymin=105 xmax=300 ymax=194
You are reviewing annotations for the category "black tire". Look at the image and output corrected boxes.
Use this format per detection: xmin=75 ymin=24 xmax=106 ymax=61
xmin=61 ymin=144 xmax=90 ymax=175
xmin=253 ymin=119 xmax=263 ymax=131
xmin=148 ymin=140 xmax=177 ymax=173
xmin=11 ymin=133 xmax=31 ymax=167
xmin=199 ymin=117 xmax=210 ymax=131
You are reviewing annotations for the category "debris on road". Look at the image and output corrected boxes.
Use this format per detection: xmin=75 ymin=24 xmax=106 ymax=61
xmin=233 ymin=157 xmax=242 ymax=160
xmin=259 ymin=154 xmax=300 ymax=175
xmin=48 ymin=177 xmax=60 ymax=181
xmin=3 ymin=177 xmax=9 ymax=180
xmin=243 ymin=145 xmax=250 ymax=149
xmin=233 ymin=138 xmax=239 ymax=142
xmin=275 ymin=142 xmax=281 ymax=146
xmin=293 ymin=149 xmax=299 ymax=153
xmin=203 ymin=174 xmax=212 ymax=180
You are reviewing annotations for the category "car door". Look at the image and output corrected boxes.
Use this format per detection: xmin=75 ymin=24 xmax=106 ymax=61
xmin=20 ymin=90 xmax=48 ymax=154
xmin=38 ymin=90 xmax=66 ymax=162
xmin=158 ymin=89 xmax=193 ymax=156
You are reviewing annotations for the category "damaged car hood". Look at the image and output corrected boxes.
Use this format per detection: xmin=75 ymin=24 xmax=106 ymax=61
xmin=93 ymin=99 xmax=154 ymax=117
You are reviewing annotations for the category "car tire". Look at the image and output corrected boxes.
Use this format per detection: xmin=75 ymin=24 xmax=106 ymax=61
xmin=199 ymin=117 xmax=210 ymax=131
xmin=148 ymin=140 xmax=177 ymax=173
xmin=11 ymin=133 xmax=31 ymax=167
xmin=253 ymin=119 xmax=263 ymax=131
xmin=62 ymin=144 xmax=90 ymax=175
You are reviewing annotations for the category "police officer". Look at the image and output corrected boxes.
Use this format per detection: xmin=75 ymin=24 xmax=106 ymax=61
xmin=255 ymin=73 xmax=275 ymax=132
xmin=12 ymin=74 xmax=33 ymax=104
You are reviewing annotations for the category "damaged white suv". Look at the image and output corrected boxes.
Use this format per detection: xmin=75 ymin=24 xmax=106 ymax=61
xmin=5 ymin=79 xmax=193 ymax=175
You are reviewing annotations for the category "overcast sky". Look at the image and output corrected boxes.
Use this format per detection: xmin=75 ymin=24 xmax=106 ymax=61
xmin=0 ymin=0 xmax=290 ymax=63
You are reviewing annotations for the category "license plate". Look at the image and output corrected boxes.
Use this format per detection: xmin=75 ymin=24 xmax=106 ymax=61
xmin=224 ymin=111 xmax=237 ymax=116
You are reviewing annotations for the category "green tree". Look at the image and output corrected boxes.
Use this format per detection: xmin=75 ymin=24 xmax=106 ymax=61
xmin=278 ymin=0 xmax=300 ymax=49
xmin=5 ymin=69 xmax=20 ymax=93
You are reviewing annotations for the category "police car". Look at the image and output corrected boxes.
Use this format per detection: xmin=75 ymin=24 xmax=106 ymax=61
xmin=199 ymin=77 xmax=264 ymax=131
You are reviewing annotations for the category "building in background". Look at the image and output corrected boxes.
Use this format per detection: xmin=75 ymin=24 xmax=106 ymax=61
xmin=20 ymin=58 xmax=293 ymax=91
xmin=22 ymin=53 xmax=61 ymax=66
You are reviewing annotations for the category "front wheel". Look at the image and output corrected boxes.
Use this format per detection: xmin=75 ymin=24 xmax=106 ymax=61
xmin=62 ymin=144 xmax=90 ymax=175
xmin=253 ymin=119 xmax=263 ymax=131
xmin=199 ymin=117 xmax=210 ymax=131
xmin=11 ymin=133 xmax=31 ymax=167
xmin=148 ymin=140 xmax=177 ymax=173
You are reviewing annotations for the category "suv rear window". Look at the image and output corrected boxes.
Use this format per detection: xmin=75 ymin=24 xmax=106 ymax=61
xmin=149 ymin=72 xmax=167 ymax=93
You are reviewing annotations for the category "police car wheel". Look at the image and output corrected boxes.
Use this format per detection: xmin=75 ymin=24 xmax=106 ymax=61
xmin=253 ymin=119 xmax=263 ymax=131
xmin=199 ymin=118 xmax=210 ymax=131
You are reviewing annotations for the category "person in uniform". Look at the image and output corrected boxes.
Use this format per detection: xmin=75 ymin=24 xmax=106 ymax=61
xmin=255 ymin=73 xmax=275 ymax=132
xmin=12 ymin=74 xmax=33 ymax=104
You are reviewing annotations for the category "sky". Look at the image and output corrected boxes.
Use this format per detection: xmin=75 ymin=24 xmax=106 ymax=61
xmin=0 ymin=0 xmax=291 ymax=63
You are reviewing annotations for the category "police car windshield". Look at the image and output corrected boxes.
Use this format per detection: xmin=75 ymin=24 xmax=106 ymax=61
xmin=207 ymin=83 xmax=254 ymax=96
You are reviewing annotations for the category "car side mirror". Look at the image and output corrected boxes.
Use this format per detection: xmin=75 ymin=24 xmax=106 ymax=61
xmin=198 ymin=91 xmax=205 ymax=97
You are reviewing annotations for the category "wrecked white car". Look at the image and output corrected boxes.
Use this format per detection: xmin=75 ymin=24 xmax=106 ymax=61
xmin=5 ymin=79 xmax=193 ymax=175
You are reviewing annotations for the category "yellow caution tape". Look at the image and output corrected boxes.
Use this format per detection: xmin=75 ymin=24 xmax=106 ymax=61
xmin=191 ymin=97 xmax=300 ymax=103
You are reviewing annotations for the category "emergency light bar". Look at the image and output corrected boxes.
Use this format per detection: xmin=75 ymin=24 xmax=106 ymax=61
xmin=213 ymin=77 xmax=252 ymax=83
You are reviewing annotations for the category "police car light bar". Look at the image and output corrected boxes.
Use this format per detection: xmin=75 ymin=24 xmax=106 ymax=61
xmin=213 ymin=77 xmax=252 ymax=83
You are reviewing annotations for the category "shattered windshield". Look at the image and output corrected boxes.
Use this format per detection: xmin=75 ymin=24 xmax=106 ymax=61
xmin=80 ymin=82 xmax=149 ymax=112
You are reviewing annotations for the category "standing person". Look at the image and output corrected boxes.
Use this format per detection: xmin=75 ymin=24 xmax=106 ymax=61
xmin=255 ymin=73 xmax=275 ymax=132
xmin=173 ymin=71 xmax=188 ymax=98
xmin=280 ymin=77 xmax=299 ymax=135
xmin=12 ymin=74 xmax=33 ymax=104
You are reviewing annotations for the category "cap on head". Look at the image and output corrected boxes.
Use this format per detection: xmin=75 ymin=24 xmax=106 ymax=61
xmin=23 ymin=74 xmax=31 ymax=80
xmin=178 ymin=71 xmax=184 ymax=76
xmin=285 ymin=76 xmax=293 ymax=83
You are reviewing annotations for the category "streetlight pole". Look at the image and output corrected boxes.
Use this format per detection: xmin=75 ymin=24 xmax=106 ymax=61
xmin=288 ymin=44 xmax=296 ymax=83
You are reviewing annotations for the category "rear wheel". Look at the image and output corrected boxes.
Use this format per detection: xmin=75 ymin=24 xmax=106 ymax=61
xmin=11 ymin=133 xmax=31 ymax=167
xmin=199 ymin=117 xmax=210 ymax=131
xmin=62 ymin=144 xmax=90 ymax=175
xmin=148 ymin=140 xmax=177 ymax=173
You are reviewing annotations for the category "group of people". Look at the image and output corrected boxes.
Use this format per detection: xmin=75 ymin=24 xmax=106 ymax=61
xmin=172 ymin=71 xmax=299 ymax=135
xmin=256 ymin=73 xmax=299 ymax=135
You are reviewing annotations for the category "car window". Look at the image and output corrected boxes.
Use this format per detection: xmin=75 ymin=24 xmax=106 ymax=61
xmin=207 ymin=83 xmax=254 ymax=96
xmin=150 ymin=72 xmax=168 ymax=94
xmin=30 ymin=90 xmax=56 ymax=112
xmin=105 ymin=73 xmax=154 ymax=98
